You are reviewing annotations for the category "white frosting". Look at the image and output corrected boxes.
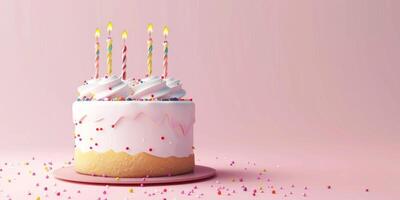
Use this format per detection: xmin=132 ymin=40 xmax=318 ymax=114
xmin=130 ymin=76 xmax=171 ymax=99
xmin=129 ymin=76 xmax=186 ymax=99
xmin=73 ymin=101 xmax=195 ymax=158
xmin=164 ymin=77 xmax=186 ymax=99
xmin=77 ymin=76 xmax=186 ymax=100
xmin=77 ymin=75 xmax=132 ymax=100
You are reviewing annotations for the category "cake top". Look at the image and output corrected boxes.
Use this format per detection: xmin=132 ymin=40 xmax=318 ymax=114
xmin=77 ymin=23 xmax=191 ymax=102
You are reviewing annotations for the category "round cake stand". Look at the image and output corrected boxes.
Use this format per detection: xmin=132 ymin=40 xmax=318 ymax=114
xmin=53 ymin=165 xmax=216 ymax=185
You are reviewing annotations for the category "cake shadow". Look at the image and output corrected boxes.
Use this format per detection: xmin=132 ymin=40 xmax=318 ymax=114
xmin=212 ymin=168 xmax=259 ymax=181
xmin=211 ymin=167 xmax=288 ymax=183
xmin=54 ymin=166 xmax=286 ymax=187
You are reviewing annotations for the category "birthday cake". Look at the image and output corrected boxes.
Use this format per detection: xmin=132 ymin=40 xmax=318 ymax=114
xmin=73 ymin=23 xmax=195 ymax=178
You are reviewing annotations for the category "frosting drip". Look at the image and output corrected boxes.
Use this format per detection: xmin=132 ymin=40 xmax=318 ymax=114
xmin=72 ymin=101 xmax=195 ymax=157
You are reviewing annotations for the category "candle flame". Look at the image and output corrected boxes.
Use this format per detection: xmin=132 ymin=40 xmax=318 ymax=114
xmin=147 ymin=23 xmax=153 ymax=33
xmin=163 ymin=26 xmax=169 ymax=36
xmin=122 ymin=30 xmax=128 ymax=40
xmin=107 ymin=22 xmax=113 ymax=33
xmin=95 ymin=28 xmax=100 ymax=38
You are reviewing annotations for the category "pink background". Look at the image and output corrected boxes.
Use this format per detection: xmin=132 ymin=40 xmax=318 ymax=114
xmin=0 ymin=0 xmax=399 ymax=199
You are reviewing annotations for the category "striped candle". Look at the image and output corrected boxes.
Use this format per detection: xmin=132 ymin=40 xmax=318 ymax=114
xmin=94 ymin=28 xmax=100 ymax=79
xmin=121 ymin=30 xmax=128 ymax=80
xmin=162 ymin=26 xmax=169 ymax=78
xmin=106 ymin=22 xmax=113 ymax=76
xmin=147 ymin=23 xmax=153 ymax=76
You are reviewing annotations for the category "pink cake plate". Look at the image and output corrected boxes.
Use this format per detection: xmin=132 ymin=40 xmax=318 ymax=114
xmin=53 ymin=165 xmax=216 ymax=185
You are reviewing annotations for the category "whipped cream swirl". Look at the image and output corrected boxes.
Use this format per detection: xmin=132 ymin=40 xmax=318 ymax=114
xmin=77 ymin=75 xmax=186 ymax=100
xmin=164 ymin=77 xmax=186 ymax=99
xmin=78 ymin=75 xmax=132 ymax=100
xmin=129 ymin=76 xmax=186 ymax=99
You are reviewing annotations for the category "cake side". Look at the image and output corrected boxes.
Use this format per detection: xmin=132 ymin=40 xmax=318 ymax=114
xmin=73 ymin=101 xmax=195 ymax=177
xmin=74 ymin=150 xmax=194 ymax=177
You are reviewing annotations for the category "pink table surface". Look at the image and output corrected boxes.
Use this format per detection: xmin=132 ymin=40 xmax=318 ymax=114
xmin=0 ymin=146 xmax=397 ymax=200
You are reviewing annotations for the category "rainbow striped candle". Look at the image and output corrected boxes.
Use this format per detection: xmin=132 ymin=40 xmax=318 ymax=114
xmin=121 ymin=30 xmax=128 ymax=80
xmin=162 ymin=26 xmax=169 ymax=78
xmin=106 ymin=22 xmax=113 ymax=76
xmin=147 ymin=23 xmax=153 ymax=76
xmin=94 ymin=28 xmax=100 ymax=79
